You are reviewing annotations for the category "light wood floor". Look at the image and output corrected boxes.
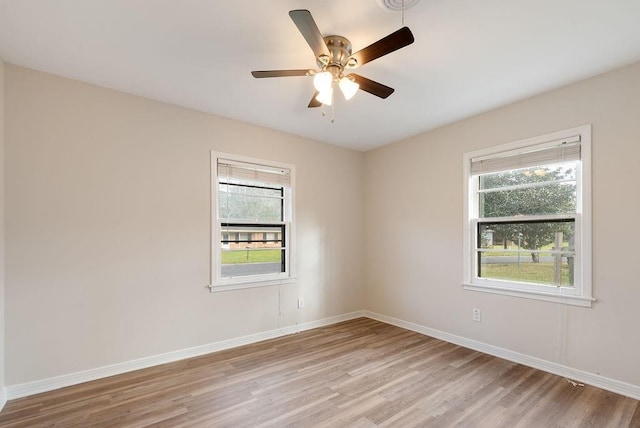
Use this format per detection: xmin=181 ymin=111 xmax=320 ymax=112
xmin=0 ymin=318 xmax=638 ymax=427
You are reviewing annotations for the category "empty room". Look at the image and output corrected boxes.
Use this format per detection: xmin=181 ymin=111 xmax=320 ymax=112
xmin=0 ymin=0 xmax=639 ymax=426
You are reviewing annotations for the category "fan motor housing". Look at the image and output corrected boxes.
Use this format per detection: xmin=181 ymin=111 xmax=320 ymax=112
xmin=318 ymin=35 xmax=355 ymax=70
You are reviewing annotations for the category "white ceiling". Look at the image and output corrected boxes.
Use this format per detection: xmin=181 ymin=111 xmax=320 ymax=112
xmin=1 ymin=0 xmax=640 ymax=151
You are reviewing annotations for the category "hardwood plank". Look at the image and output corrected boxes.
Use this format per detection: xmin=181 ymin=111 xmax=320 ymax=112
xmin=0 ymin=318 xmax=637 ymax=427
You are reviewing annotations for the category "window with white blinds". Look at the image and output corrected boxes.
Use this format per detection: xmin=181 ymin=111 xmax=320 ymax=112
xmin=211 ymin=152 xmax=295 ymax=292
xmin=462 ymin=126 xmax=593 ymax=307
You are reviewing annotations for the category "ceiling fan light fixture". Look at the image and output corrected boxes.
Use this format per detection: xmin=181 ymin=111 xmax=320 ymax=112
xmin=313 ymin=71 xmax=333 ymax=92
xmin=339 ymin=76 xmax=359 ymax=100
xmin=252 ymin=10 xmax=415 ymax=111
xmin=316 ymin=88 xmax=333 ymax=106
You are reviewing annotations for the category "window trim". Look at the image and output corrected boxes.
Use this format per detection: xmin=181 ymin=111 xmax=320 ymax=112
xmin=462 ymin=125 xmax=593 ymax=307
xmin=210 ymin=151 xmax=296 ymax=292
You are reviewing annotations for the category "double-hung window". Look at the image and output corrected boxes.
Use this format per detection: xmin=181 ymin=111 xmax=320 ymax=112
xmin=463 ymin=125 xmax=592 ymax=306
xmin=211 ymin=152 xmax=295 ymax=292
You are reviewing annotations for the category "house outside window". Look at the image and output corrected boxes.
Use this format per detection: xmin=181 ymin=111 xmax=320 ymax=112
xmin=463 ymin=125 xmax=592 ymax=307
xmin=211 ymin=152 xmax=295 ymax=292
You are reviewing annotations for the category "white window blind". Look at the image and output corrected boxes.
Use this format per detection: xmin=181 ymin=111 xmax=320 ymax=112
xmin=471 ymin=136 xmax=581 ymax=175
xmin=217 ymin=159 xmax=290 ymax=186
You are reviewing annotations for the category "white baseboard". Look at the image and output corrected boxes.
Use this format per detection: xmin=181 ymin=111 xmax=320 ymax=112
xmin=0 ymin=387 xmax=6 ymax=412
xmin=363 ymin=310 xmax=640 ymax=401
xmin=6 ymin=310 xmax=365 ymax=400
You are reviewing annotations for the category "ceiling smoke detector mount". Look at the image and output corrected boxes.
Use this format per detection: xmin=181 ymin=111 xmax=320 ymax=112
xmin=378 ymin=0 xmax=420 ymax=11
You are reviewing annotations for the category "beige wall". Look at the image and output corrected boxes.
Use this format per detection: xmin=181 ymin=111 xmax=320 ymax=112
xmin=4 ymin=65 xmax=364 ymax=384
xmin=0 ymin=58 xmax=6 ymax=401
xmin=364 ymin=62 xmax=640 ymax=387
xmin=5 ymin=59 xmax=640 ymax=392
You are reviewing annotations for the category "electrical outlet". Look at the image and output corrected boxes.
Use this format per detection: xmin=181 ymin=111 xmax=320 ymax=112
xmin=297 ymin=298 xmax=305 ymax=309
xmin=472 ymin=308 xmax=482 ymax=322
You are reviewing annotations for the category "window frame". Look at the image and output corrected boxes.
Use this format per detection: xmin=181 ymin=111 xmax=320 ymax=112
xmin=210 ymin=151 xmax=296 ymax=292
xmin=462 ymin=125 xmax=593 ymax=307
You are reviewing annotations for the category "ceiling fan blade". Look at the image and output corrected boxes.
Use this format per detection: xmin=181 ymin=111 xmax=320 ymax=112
xmin=348 ymin=27 xmax=414 ymax=67
xmin=308 ymin=91 xmax=321 ymax=108
xmin=289 ymin=9 xmax=330 ymax=59
xmin=350 ymin=74 xmax=395 ymax=99
xmin=251 ymin=70 xmax=312 ymax=78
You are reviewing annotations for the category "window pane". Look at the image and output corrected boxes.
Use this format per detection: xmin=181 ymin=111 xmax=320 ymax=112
xmin=479 ymin=162 xmax=576 ymax=218
xmin=477 ymin=220 xmax=575 ymax=286
xmin=220 ymin=249 xmax=284 ymax=278
xmin=220 ymin=224 xmax=283 ymax=248
xmin=479 ymin=183 xmax=576 ymax=217
xmin=479 ymin=162 xmax=576 ymax=191
xmin=218 ymin=191 xmax=282 ymax=222
xmin=220 ymin=182 xmax=282 ymax=198
xmin=220 ymin=224 xmax=284 ymax=278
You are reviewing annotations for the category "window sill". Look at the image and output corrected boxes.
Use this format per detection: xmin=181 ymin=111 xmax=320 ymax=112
xmin=462 ymin=282 xmax=595 ymax=307
xmin=210 ymin=276 xmax=296 ymax=293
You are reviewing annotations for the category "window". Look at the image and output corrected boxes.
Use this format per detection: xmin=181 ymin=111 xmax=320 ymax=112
xmin=210 ymin=152 xmax=295 ymax=292
xmin=463 ymin=125 xmax=592 ymax=306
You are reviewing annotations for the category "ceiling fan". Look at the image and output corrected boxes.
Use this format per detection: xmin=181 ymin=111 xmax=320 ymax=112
xmin=251 ymin=9 xmax=415 ymax=108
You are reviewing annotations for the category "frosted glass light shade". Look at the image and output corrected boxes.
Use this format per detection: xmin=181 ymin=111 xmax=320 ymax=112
xmin=313 ymin=71 xmax=333 ymax=92
xmin=338 ymin=76 xmax=359 ymax=100
xmin=316 ymin=88 xmax=333 ymax=106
